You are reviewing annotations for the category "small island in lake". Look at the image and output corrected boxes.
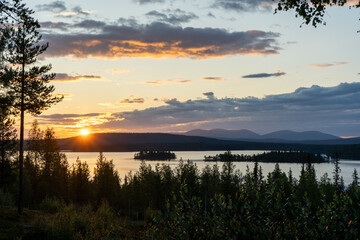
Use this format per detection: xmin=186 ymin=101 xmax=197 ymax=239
xmin=204 ymin=150 xmax=326 ymax=163
xmin=134 ymin=150 xmax=177 ymax=161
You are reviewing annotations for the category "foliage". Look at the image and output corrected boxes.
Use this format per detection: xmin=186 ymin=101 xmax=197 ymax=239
xmin=134 ymin=150 xmax=176 ymax=160
xmin=0 ymin=97 xmax=17 ymax=190
xmin=0 ymin=0 xmax=62 ymax=213
xmin=24 ymin=123 xmax=69 ymax=204
xmin=93 ymin=152 xmax=121 ymax=208
xmin=69 ymin=158 xmax=93 ymax=205
xmin=204 ymin=150 xmax=325 ymax=163
xmin=30 ymin=201 xmax=122 ymax=240
xmin=148 ymin=161 xmax=360 ymax=239
xmin=274 ymin=0 xmax=360 ymax=27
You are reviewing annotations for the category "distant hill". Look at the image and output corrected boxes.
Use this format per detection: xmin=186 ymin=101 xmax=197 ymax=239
xmin=185 ymin=129 xmax=260 ymax=139
xmin=184 ymin=129 xmax=340 ymax=142
xmin=262 ymin=130 xmax=339 ymax=141
xmin=53 ymin=132 xmax=360 ymax=160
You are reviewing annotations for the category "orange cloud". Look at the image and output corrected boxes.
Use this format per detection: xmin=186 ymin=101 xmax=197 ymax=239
xmin=43 ymin=23 xmax=280 ymax=59
xmin=307 ymin=62 xmax=348 ymax=68
xmin=53 ymin=73 xmax=103 ymax=82
xmin=201 ymin=77 xmax=226 ymax=81
xmin=145 ymin=79 xmax=192 ymax=84
xmin=119 ymin=95 xmax=145 ymax=104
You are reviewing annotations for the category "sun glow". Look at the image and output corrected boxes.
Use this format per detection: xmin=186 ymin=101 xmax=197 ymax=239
xmin=81 ymin=129 xmax=90 ymax=135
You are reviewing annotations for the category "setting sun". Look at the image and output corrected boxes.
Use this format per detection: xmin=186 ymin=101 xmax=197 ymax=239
xmin=81 ymin=129 xmax=90 ymax=135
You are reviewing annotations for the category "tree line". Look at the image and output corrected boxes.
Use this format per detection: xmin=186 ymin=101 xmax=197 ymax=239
xmin=204 ymin=150 xmax=325 ymax=163
xmin=134 ymin=150 xmax=176 ymax=161
xmin=1 ymin=122 xmax=360 ymax=238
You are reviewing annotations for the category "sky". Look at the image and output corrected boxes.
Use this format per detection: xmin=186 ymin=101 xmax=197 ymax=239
xmin=20 ymin=0 xmax=360 ymax=138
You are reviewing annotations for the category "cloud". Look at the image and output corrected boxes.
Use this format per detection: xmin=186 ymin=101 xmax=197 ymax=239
xmin=242 ymin=71 xmax=286 ymax=78
xmin=73 ymin=20 xmax=106 ymax=28
xmin=120 ymin=96 xmax=145 ymax=104
xmin=145 ymin=79 xmax=192 ymax=84
xmin=53 ymin=73 xmax=102 ymax=82
xmin=146 ymin=9 xmax=198 ymax=25
xmin=133 ymin=0 xmax=165 ymax=4
xmin=40 ymin=21 xmax=69 ymax=30
xmin=207 ymin=12 xmax=216 ymax=18
xmin=111 ymin=68 xmax=132 ymax=74
xmin=54 ymin=6 xmax=92 ymax=17
xmin=212 ymin=0 xmax=273 ymax=12
xmin=93 ymin=82 xmax=360 ymax=136
xmin=42 ymin=21 xmax=280 ymax=59
xmin=307 ymin=62 xmax=348 ymax=68
xmin=36 ymin=1 xmax=66 ymax=13
xmin=38 ymin=113 xmax=103 ymax=125
xmin=201 ymin=77 xmax=226 ymax=81
xmin=203 ymin=92 xmax=215 ymax=99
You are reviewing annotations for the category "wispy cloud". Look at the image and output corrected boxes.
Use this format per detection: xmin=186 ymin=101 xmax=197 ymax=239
xmin=146 ymin=9 xmax=198 ymax=25
xmin=36 ymin=1 xmax=66 ymax=13
xmin=53 ymin=73 xmax=102 ymax=82
xmin=119 ymin=96 xmax=145 ymax=104
xmin=203 ymin=92 xmax=215 ymax=99
xmin=145 ymin=79 xmax=192 ymax=84
xmin=54 ymin=6 xmax=93 ymax=17
xmin=111 ymin=68 xmax=132 ymax=74
xmin=307 ymin=62 xmax=348 ymax=68
xmin=242 ymin=71 xmax=286 ymax=78
xmin=201 ymin=77 xmax=226 ymax=81
xmin=212 ymin=0 xmax=273 ymax=12
xmin=133 ymin=0 xmax=165 ymax=4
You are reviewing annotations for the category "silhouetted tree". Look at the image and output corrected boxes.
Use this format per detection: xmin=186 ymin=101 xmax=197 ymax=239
xmin=0 ymin=96 xmax=17 ymax=191
xmin=274 ymin=0 xmax=360 ymax=27
xmin=93 ymin=152 xmax=121 ymax=208
xmin=69 ymin=158 xmax=93 ymax=205
xmin=0 ymin=0 xmax=62 ymax=213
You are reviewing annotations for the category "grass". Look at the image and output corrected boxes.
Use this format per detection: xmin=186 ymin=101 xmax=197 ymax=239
xmin=0 ymin=203 xmax=147 ymax=240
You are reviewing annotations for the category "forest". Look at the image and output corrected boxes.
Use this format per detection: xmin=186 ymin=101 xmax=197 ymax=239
xmin=134 ymin=150 xmax=176 ymax=161
xmin=1 ymin=123 xmax=360 ymax=239
xmin=204 ymin=150 xmax=326 ymax=163
xmin=1 ymin=0 xmax=360 ymax=239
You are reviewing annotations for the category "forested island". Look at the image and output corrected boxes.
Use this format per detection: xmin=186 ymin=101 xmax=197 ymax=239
xmin=134 ymin=150 xmax=176 ymax=160
xmin=204 ymin=150 xmax=326 ymax=163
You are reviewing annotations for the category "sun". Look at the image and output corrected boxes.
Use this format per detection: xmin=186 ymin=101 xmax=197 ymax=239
xmin=81 ymin=129 xmax=90 ymax=136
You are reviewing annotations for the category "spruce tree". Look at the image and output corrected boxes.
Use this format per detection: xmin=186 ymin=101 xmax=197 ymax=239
xmin=0 ymin=97 xmax=17 ymax=190
xmin=0 ymin=0 xmax=62 ymax=213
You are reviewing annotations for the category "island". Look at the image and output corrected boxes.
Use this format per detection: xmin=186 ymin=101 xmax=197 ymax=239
xmin=134 ymin=150 xmax=177 ymax=161
xmin=204 ymin=150 xmax=326 ymax=163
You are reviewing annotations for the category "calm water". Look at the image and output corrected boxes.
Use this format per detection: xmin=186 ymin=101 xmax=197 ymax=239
xmin=63 ymin=150 xmax=360 ymax=185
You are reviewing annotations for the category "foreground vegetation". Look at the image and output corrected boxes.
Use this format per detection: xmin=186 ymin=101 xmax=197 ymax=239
xmin=1 ymin=124 xmax=360 ymax=239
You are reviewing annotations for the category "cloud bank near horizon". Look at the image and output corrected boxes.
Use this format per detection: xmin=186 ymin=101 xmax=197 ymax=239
xmin=38 ymin=82 xmax=360 ymax=136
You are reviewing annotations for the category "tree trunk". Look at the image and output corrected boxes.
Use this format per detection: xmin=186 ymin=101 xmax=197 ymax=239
xmin=18 ymin=40 xmax=25 ymax=214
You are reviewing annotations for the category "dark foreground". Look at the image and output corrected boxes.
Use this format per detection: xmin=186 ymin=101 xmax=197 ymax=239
xmin=2 ymin=129 xmax=360 ymax=239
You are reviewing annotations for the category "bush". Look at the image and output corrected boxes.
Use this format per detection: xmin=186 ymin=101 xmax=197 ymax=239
xmin=38 ymin=197 xmax=65 ymax=214
xmin=0 ymin=189 xmax=14 ymax=207
xmin=30 ymin=201 xmax=121 ymax=240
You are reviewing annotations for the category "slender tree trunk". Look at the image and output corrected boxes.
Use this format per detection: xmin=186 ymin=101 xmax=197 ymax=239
xmin=18 ymin=42 xmax=25 ymax=214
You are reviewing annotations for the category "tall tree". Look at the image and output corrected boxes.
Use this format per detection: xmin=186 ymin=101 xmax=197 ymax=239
xmin=0 ymin=96 xmax=17 ymax=190
xmin=274 ymin=0 xmax=360 ymax=27
xmin=0 ymin=0 xmax=62 ymax=213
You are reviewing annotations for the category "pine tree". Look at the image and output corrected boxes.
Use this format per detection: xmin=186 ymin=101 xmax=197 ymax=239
xmin=0 ymin=0 xmax=62 ymax=213
xmin=0 ymin=97 xmax=17 ymax=190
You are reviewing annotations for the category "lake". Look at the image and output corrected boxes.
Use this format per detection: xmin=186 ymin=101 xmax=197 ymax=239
xmin=63 ymin=150 xmax=360 ymax=185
